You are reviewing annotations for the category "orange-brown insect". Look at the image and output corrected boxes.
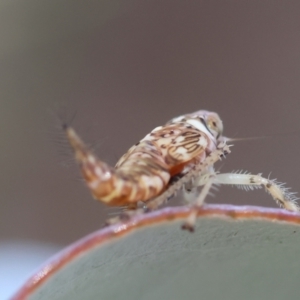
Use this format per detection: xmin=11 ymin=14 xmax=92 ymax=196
xmin=65 ymin=110 xmax=299 ymax=231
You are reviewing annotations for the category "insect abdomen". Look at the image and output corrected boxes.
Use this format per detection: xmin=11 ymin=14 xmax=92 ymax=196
xmin=65 ymin=126 xmax=170 ymax=206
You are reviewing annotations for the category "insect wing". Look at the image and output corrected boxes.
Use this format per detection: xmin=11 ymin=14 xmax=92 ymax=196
xmin=151 ymin=124 xmax=208 ymax=174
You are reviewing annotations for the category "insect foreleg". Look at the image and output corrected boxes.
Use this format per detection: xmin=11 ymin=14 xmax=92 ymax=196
xmin=182 ymin=171 xmax=216 ymax=232
xmin=183 ymin=170 xmax=215 ymax=202
xmin=215 ymin=173 xmax=299 ymax=212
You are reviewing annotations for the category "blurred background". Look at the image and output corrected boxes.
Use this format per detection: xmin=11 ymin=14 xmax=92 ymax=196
xmin=1 ymin=1 xmax=300 ymax=298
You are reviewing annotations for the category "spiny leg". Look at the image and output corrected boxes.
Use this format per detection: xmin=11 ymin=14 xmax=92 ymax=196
xmin=182 ymin=171 xmax=299 ymax=232
xmin=216 ymin=173 xmax=299 ymax=211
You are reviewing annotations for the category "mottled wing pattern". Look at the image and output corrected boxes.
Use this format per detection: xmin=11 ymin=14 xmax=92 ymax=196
xmin=150 ymin=123 xmax=208 ymax=176
xmin=116 ymin=121 xmax=209 ymax=177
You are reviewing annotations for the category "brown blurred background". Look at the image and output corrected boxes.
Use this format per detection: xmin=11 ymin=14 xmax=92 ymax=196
xmin=1 ymin=0 xmax=300 ymax=297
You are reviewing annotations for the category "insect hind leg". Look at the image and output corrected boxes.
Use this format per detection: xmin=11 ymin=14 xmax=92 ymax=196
xmin=216 ymin=173 xmax=299 ymax=212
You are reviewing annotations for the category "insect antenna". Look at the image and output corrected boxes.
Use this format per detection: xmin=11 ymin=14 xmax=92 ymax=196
xmin=225 ymin=130 xmax=300 ymax=143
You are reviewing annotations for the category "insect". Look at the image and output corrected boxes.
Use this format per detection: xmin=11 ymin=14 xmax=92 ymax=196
xmin=64 ymin=110 xmax=299 ymax=231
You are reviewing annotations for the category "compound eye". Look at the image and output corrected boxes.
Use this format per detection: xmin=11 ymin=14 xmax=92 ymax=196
xmin=205 ymin=116 xmax=223 ymax=139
